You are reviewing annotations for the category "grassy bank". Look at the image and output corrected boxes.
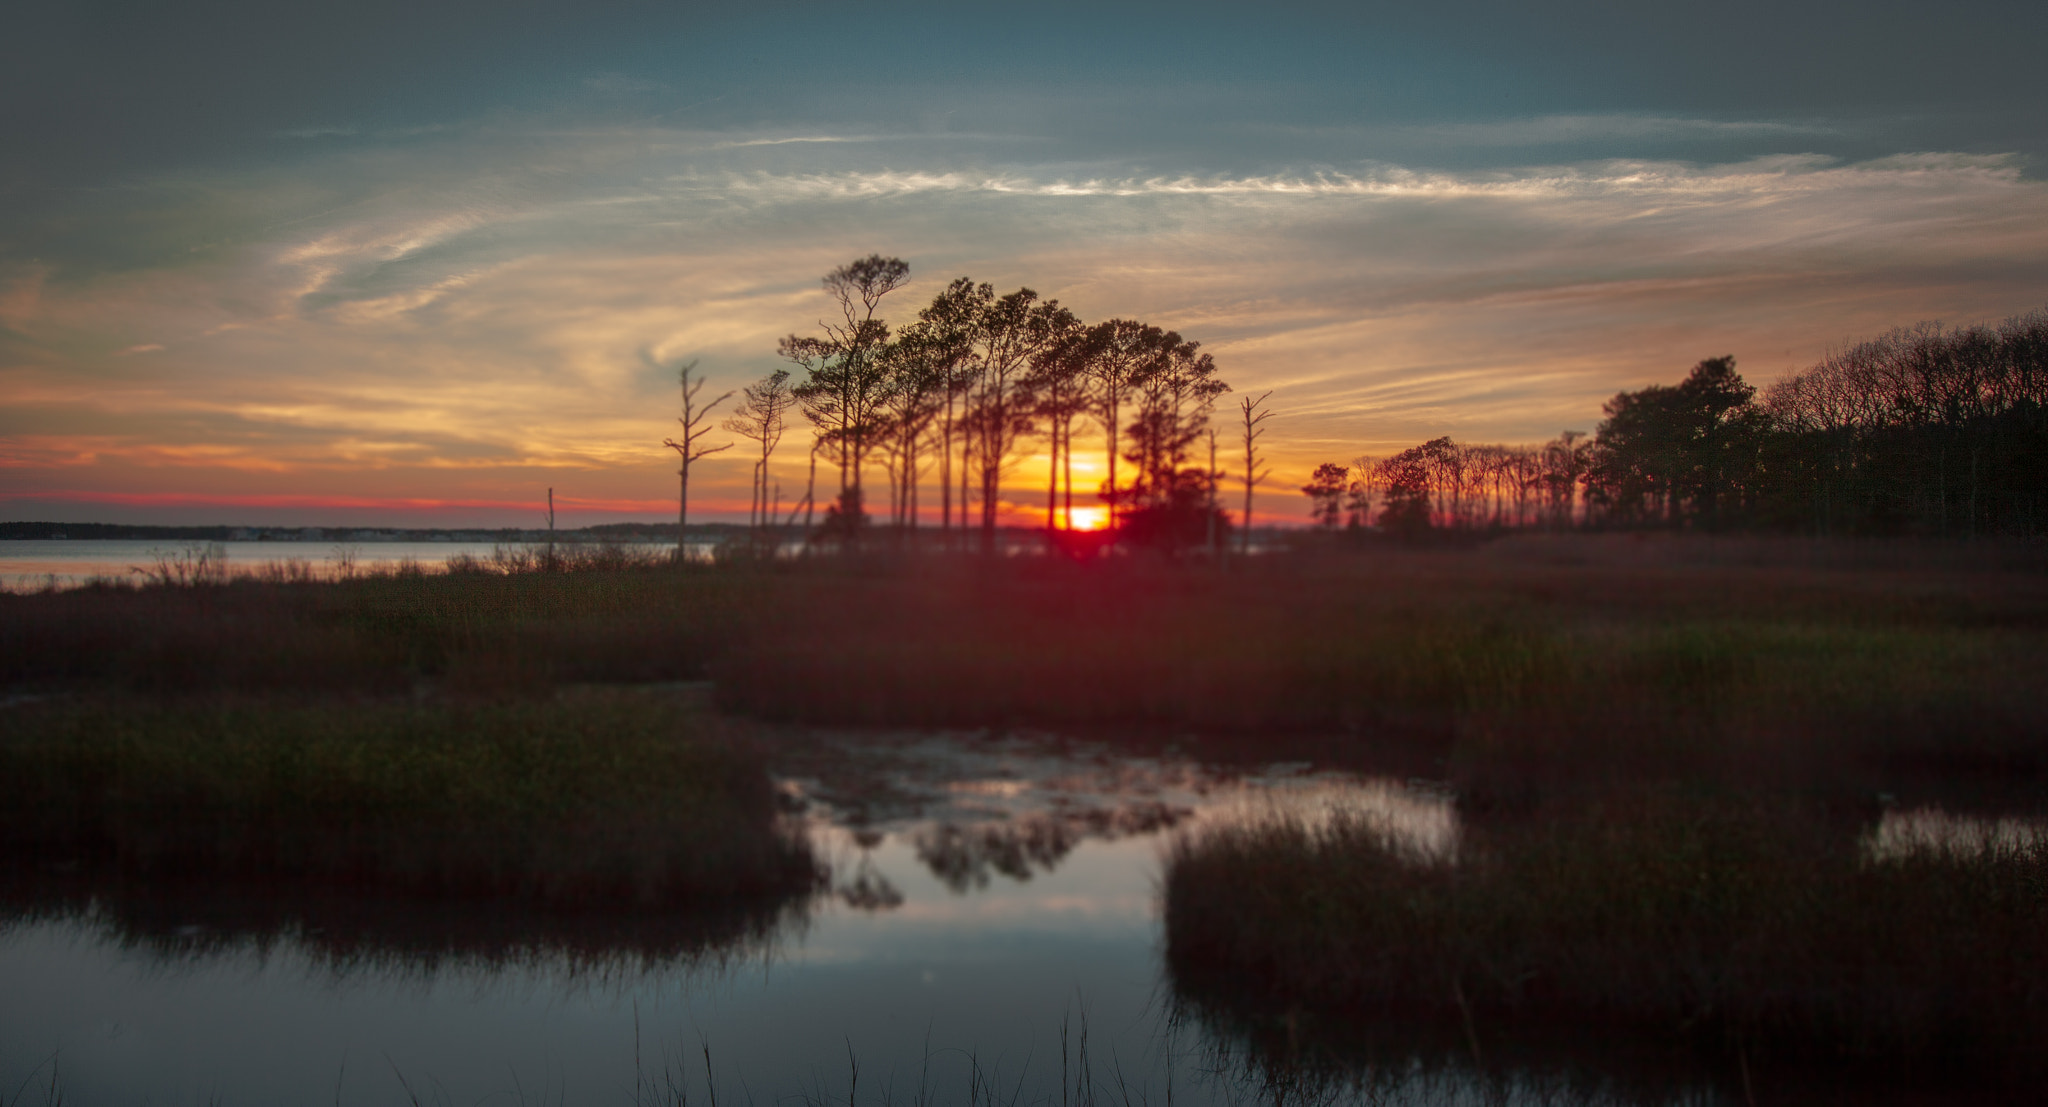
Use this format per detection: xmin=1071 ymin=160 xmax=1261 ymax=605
xmin=1164 ymin=796 xmax=2048 ymax=1084
xmin=0 ymin=691 xmax=820 ymax=906
xmin=6 ymin=539 xmax=2046 ymax=806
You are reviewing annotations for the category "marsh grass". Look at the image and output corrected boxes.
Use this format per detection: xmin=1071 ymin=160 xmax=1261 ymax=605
xmin=5 ymin=541 xmax=2044 ymax=802
xmin=1164 ymin=795 xmax=2048 ymax=1083
xmin=0 ymin=691 xmax=820 ymax=905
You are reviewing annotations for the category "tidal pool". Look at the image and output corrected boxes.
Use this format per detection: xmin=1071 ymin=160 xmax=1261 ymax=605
xmin=0 ymin=730 xmax=1487 ymax=1105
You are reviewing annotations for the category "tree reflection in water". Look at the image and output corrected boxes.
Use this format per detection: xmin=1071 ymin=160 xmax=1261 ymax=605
xmin=913 ymin=802 xmax=1187 ymax=892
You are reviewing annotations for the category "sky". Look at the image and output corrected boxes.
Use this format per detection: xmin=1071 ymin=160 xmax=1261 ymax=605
xmin=4 ymin=0 xmax=2046 ymax=528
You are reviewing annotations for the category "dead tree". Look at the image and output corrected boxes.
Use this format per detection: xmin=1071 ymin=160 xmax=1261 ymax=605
xmin=721 ymin=368 xmax=796 ymax=538
xmin=1238 ymin=391 xmax=1274 ymax=556
xmin=658 ymin=357 xmax=733 ymax=563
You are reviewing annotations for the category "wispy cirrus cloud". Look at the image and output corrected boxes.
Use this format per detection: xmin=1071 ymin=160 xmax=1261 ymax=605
xmin=5 ymin=117 xmax=2046 ymax=526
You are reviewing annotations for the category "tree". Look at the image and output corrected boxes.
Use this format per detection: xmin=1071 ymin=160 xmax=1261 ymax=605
xmin=1028 ymin=312 xmax=1093 ymax=533
xmin=657 ymin=357 xmax=733 ymax=563
xmin=1079 ymin=320 xmax=1175 ymax=534
xmin=1117 ymin=338 xmax=1230 ymax=552
xmin=874 ymin=328 xmax=951 ymax=531
xmin=1240 ymin=391 xmax=1274 ymax=552
xmin=1588 ymin=357 xmax=1759 ymax=527
xmin=1124 ymin=337 xmax=1228 ymax=512
xmin=959 ymin=286 xmax=1076 ymax=552
xmin=1539 ymin=431 xmax=1591 ymax=529
xmin=721 ymin=368 xmax=796 ymax=536
xmin=782 ymin=255 xmax=911 ymax=526
xmin=1373 ymin=444 xmax=1435 ymax=536
xmin=1303 ymin=461 xmax=1347 ymax=529
xmin=908 ymin=278 xmax=982 ymax=539
xmin=1346 ymin=454 xmax=1382 ymax=528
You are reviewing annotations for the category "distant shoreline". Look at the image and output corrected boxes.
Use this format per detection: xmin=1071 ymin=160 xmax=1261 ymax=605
xmin=0 ymin=520 xmax=717 ymax=543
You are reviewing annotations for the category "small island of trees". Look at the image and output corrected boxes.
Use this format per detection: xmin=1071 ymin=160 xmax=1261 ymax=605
xmin=669 ymin=254 xmax=1260 ymax=558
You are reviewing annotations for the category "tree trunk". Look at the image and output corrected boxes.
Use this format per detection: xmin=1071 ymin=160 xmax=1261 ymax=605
xmin=1062 ymin=416 xmax=1074 ymax=533
xmin=1046 ymin=416 xmax=1060 ymax=532
xmin=676 ymin=464 xmax=689 ymax=564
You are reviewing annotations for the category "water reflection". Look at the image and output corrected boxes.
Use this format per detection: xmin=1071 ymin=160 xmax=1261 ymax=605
xmin=16 ymin=726 xmax=1826 ymax=1105
xmin=778 ymin=729 xmax=1460 ymax=898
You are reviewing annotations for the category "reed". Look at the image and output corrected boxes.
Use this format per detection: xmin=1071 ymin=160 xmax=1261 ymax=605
xmin=3 ymin=538 xmax=2043 ymax=787
xmin=1164 ymin=793 xmax=2048 ymax=1082
xmin=0 ymin=690 xmax=819 ymax=905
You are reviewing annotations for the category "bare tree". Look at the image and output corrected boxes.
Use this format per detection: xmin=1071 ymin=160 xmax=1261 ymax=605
xmin=722 ymin=369 xmax=796 ymax=537
xmin=1239 ymin=391 xmax=1274 ymax=555
xmin=658 ymin=357 xmax=733 ymax=563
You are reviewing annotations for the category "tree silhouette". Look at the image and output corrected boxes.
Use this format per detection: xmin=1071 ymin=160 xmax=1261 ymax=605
xmin=958 ymin=285 xmax=1076 ymax=552
xmin=1028 ymin=312 xmax=1093 ymax=533
xmin=1125 ymin=337 xmax=1228 ymax=512
xmin=783 ymin=255 xmax=911 ymax=531
xmin=1589 ymin=356 xmax=1759 ymax=527
xmin=1118 ymin=337 xmax=1230 ymax=551
xmin=875 ymin=327 xmax=951 ymax=531
xmin=721 ymin=369 xmax=795 ymax=538
xmin=1080 ymin=320 xmax=1175 ymax=537
xmin=657 ymin=357 xmax=733 ymax=563
xmin=1239 ymin=391 xmax=1274 ymax=552
xmin=1303 ymin=462 xmax=1347 ymax=529
xmin=909 ymin=278 xmax=984 ymax=541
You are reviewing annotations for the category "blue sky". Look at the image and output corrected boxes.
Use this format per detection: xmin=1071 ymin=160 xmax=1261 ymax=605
xmin=4 ymin=1 xmax=2045 ymax=525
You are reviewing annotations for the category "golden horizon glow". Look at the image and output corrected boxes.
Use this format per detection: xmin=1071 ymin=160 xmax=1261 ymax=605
xmin=6 ymin=133 xmax=2047 ymax=528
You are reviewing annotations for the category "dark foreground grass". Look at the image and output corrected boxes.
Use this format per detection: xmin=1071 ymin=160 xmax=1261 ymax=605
xmin=8 ymin=538 xmax=2042 ymax=796
xmin=0 ymin=873 xmax=807 ymax=978
xmin=1164 ymin=796 xmax=2048 ymax=1087
xmin=0 ymin=691 xmax=820 ymax=906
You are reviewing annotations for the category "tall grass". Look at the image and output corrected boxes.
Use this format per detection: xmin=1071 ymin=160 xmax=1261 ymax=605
xmin=1164 ymin=795 xmax=2048 ymax=1082
xmin=0 ymin=690 xmax=820 ymax=905
xmin=4 ymin=540 xmax=2044 ymax=784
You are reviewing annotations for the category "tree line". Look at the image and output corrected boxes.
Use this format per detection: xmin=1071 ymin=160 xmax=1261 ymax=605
xmin=1305 ymin=309 xmax=2048 ymax=538
xmin=669 ymin=255 xmax=1279 ymax=554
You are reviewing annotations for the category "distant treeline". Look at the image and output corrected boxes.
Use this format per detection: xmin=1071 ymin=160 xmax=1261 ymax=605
xmin=1306 ymin=308 xmax=2048 ymax=537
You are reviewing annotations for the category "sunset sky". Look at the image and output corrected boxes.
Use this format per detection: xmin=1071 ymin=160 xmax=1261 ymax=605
xmin=4 ymin=1 xmax=2045 ymax=527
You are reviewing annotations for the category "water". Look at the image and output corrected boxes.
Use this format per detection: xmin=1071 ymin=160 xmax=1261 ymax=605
xmin=0 ymin=536 xmax=1288 ymax=590
xmin=0 ymin=541 xmax=714 ymax=589
xmin=0 ymin=732 xmax=1467 ymax=1106
xmin=6 ymin=727 xmax=2027 ymax=1103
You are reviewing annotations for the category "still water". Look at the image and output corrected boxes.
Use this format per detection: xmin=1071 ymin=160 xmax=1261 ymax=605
xmin=6 ymin=726 xmax=2036 ymax=1104
xmin=0 ymin=541 xmax=716 ymax=589
xmin=0 ymin=732 xmax=1500 ymax=1106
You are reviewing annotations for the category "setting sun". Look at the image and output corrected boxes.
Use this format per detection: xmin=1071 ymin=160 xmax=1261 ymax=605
xmin=1063 ymin=506 xmax=1109 ymax=532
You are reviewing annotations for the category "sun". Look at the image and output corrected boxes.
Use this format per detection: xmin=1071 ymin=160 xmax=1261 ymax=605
xmin=1063 ymin=506 xmax=1109 ymax=532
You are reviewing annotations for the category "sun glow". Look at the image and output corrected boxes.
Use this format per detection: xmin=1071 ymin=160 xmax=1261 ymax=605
xmin=1063 ymin=506 xmax=1110 ymax=532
